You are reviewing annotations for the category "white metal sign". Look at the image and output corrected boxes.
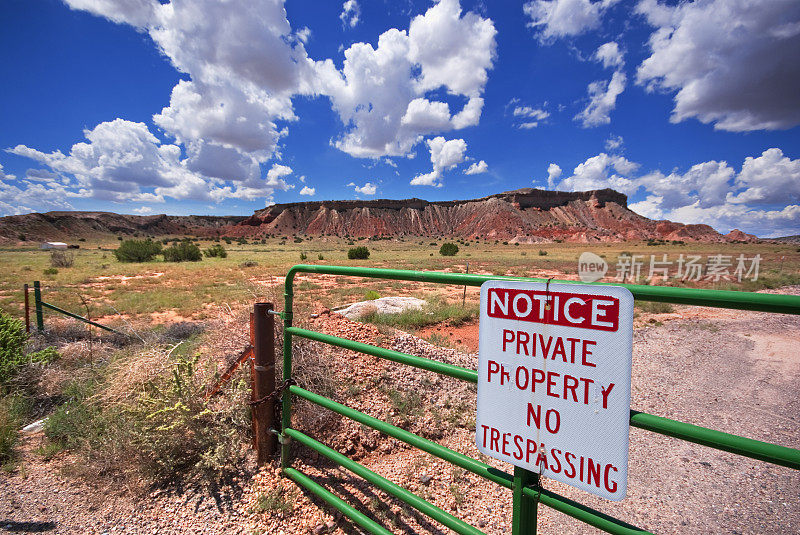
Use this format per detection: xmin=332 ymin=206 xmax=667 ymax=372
xmin=476 ymin=281 xmax=633 ymax=500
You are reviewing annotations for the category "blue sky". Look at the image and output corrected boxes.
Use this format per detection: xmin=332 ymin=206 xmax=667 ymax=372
xmin=1 ymin=0 xmax=798 ymax=236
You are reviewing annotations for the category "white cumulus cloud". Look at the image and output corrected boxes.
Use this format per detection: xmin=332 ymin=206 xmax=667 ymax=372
xmin=348 ymin=182 xmax=377 ymax=195
xmin=594 ymin=41 xmax=624 ymax=68
xmin=524 ymin=0 xmax=618 ymax=41
xmin=546 ymin=163 xmax=562 ymax=189
xmin=635 ymin=0 xmax=800 ymax=131
xmin=411 ymin=137 xmax=467 ymax=187
xmin=299 ymin=186 xmax=315 ymax=196
xmin=340 ymin=0 xmax=360 ymax=28
xmin=464 ymin=160 xmax=488 ymax=175
xmin=553 ymin=148 xmax=800 ymax=237
xmin=575 ymin=70 xmax=626 ymax=127
xmin=326 ymin=0 xmax=496 ymax=158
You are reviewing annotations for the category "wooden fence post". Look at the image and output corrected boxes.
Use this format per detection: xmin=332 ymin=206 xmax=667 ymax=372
xmin=252 ymin=302 xmax=277 ymax=464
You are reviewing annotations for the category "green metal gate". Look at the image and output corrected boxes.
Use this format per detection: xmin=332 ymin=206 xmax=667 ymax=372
xmin=277 ymin=265 xmax=800 ymax=534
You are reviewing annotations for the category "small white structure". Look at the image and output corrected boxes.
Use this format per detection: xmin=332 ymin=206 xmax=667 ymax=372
xmin=40 ymin=242 xmax=68 ymax=250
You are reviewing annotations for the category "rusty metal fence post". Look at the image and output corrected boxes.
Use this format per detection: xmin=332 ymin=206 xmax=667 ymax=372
xmin=252 ymin=302 xmax=277 ymax=464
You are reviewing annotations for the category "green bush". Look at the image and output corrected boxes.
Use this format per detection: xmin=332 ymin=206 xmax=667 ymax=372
xmin=347 ymin=246 xmax=370 ymax=260
xmin=0 ymin=313 xmax=57 ymax=385
xmin=299 ymin=252 xmax=307 ymax=261
xmin=203 ymin=244 xmax=227 ymax=258
xmin=43 ymin=267 xmax=58 ymax=276
xmin=364 ymin=290 xmax=381 ymax=301
xmin=163 ymin=242 xmax=202 ymax=262
xmin=439 ymin=243 xmax=459 ymax=256
xmin=114 ymin=239 xmax=162 ymax=263
xmin=538 ymin=250 xmax=548 ymax=256
xmin=45 ymin=351 xmax=249 ymax=486
xmin=0 ymin=312 xmax=28 ymax=385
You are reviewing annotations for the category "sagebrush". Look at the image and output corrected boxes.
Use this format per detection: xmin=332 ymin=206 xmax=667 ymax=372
xmin=114 ymin=239 xmax=163 ymax=263
xmin=163 ymin=242 xmax=202 ymax=262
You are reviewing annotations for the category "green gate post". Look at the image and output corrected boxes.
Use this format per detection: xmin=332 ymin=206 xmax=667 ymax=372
xmin=33 ymin=280 xmax=44 ymax=332
xmin=512 ymin=466 xmax=539 ymax=535
xmin=281 ymin=277 xmax=294 ymax=469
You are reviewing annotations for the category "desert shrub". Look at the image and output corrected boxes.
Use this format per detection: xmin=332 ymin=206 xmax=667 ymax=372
xmin=538 ymin=250 xmax=548 ymax=256
xmin=43 ymin=267 xmax=58 ymax=276
xmin=163 ymin=242 xmax=202 ymax=262
xmin=364 ymin=290 xmax=381 ymax=301
xmin=0 ymin=312 xmax=27 ymax=385
xmin=347 ymin=246 xmax=370 ymax=260
xmin=293 ymin=237 xmax=303 ymax=243
xmin=50 ymin=250 xmax=75 ymax=268
xmin=45 ymin=346 xmax=250 ymax=487
xmin=113 ymin=239 xmax=162 ymax=263
xmin=0 ymin=313 xmax=58 ymax=385
xmin=299 ymin=252 xmax=307 ymax=261
xmin=317 ymin=254 xmax=324 ymax=260
xmin=439 ymin=242 xmax=459 ymax=256
xmin=203 ymin=244 xmax=227 ymax=258
xmin=239 ymin=260 xmax=259 ymax=268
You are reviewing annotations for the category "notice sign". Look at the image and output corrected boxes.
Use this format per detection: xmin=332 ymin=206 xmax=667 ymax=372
xmin=476 ymin=281 xmax=634 ymax=500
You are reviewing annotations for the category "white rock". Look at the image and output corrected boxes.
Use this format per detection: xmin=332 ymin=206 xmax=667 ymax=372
xmin=335 ymin=297 xmax=426 ymax=320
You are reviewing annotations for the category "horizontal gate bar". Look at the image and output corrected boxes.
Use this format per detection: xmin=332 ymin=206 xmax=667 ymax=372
xmin=290 ymin=385 xmax=512 ymax=488
xmin=291 ymin=327 xmax=800 ymax=469
xmin=286 ymin=326 xmax=477 ymax=382
xmin=285 ymin=428 xmax=485 ymax=535
xmin=40 ymin=301 xmax=125 ymax=335
xmin=530 ymin=487 xmax=651 ymax=535
xmin=283 ymin=466 xmax=393 ymax=535
xmin=289 ymin=385 xmax=648 ymax=534
xmin=286 ymin=265 xmax=800 ymax=314
xmin=628 ymin=410 xmax=800 ymax=470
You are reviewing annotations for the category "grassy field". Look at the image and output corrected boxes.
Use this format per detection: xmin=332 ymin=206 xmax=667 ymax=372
xmin=1 ymin=235 xmax=799 ymax=328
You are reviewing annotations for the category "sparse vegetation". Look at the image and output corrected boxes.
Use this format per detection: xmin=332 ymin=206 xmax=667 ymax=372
xmin=360 ymin=298 xmax=478 ymax=330
xmin=250 ymin=486 xmax=295 ymax=515
xmin=44 ymin=344 xmax=249 ymax=486
xmin=635 ymin=301 xmax=675 ymax=314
